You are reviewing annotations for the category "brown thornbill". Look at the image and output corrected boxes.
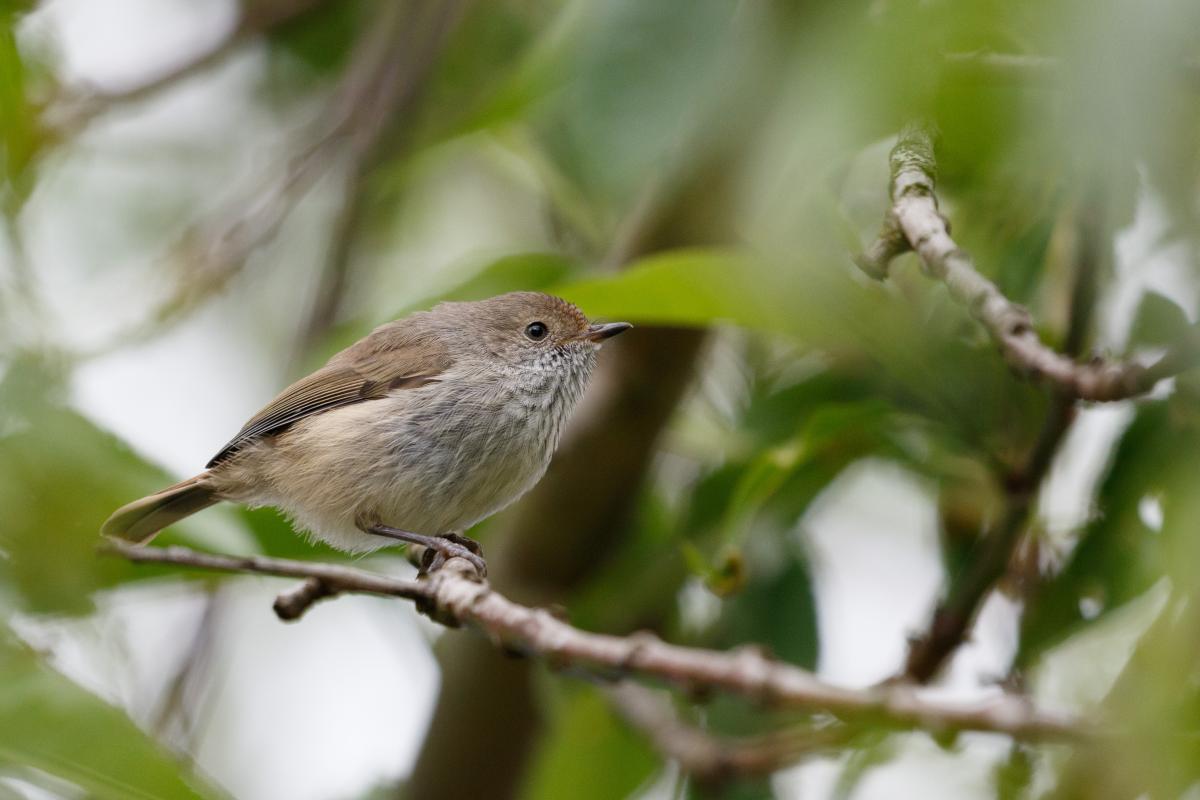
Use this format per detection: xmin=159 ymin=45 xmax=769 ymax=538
xmin=102 ymin=293 xmax=631 ymax=574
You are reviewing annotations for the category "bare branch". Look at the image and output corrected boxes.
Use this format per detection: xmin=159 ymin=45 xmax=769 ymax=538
xmin=102 ymin=540 xmax=1088 ymax=743
xmin=903 ymin=194 xmax=1103 ymax=682
xmin=273 ymin=576 xmax=339 ymax=621
xmin=607 ymin=683 xmax=851 ymax=784
xmin=856 ymin=125 xmax=1199 ymax=401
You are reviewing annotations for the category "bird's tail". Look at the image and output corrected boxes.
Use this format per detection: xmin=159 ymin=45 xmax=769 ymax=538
xmin=101 ymin=472 xmax=219 ymax=544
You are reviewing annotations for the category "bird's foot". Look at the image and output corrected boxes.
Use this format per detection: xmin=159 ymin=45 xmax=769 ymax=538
xmin=363 ymin=523 xmax=487 ymax=578
xmin=419 ymin=533 xmax=486 ymax=577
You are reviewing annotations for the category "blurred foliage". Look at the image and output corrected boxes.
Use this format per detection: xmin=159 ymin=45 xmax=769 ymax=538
xmin=0 ymin=357 xmax=184 ymax=615
xmin=2 ymin=0 xmax=1200 ymax=797
xmin=520 ymin=685 xmax=657 ymax=800
xmin=0 ymin=632 xmax=223 ymax=799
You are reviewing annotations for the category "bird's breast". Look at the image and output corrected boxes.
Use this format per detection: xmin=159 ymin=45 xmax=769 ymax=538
xmin=369 ymin=377 xmax=571 ymax=528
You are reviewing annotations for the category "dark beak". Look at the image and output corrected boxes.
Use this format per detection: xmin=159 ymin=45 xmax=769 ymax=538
xmin=583 ymin=321 xmax=633 ymax=343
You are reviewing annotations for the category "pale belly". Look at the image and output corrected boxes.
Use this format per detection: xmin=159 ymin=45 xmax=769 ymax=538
xmin=214 ymin=385 xmax=561 ymax=553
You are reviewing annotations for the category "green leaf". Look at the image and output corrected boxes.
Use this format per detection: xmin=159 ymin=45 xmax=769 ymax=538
xmin=0 ymin=632 xmax=224 ymax=799
xmin=386 ymin=252 xmax=577 ymax=323
xmin=264 ymin=0 xmax=364 ymax=81
xmin=833 ymin=732 xmax=897 ymax=800
xmin=712 ymin=549 xmax=819 ymax=671
xmin=415 ymin=0 xmax=565 ymax=143
xmin=558 ymin=246 xmax=1049 ymax=461
xmin=557 ymin=249 xmax=806 ymax=336
xmin=0 ymin=359 xmax=184 ymax=614
xmin=1129 ymin=291 xmax=1193 ymax=348
xmin=437 ymin=252 xmax=576 ymax=304
xmin=521 ymin=685 xmax=658 ymax=800
xmin=536 ymin=0 xmax=737 ymax=212
xmin=0 ymin=8 xmax=39 ymax=204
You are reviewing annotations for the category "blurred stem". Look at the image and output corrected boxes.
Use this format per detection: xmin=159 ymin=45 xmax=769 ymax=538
xmin=83 ymin=0 xmax=467 ymax=361
xmin=904 ymin=193 xmax=1105 ymax=683
xmin=941 ymin=51 xmax=1200 ymax=91
xmin=607 ymin=683 xmax=854 ymax=787
xmin=150 ymin=584 xmax=224 ymax=751
xmin=291 ymin=159 xmax=366 ymax=366
xmin=43 ymin=0 xmax=334 ymax=136
xmin=0 ymin=213 xmax=44 ymax=350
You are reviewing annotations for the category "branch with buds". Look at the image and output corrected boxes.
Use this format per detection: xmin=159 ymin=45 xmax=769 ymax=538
xmin=104 ymin=540 xmax=1088 ymax=747
xmin=855 ymin=125 xmax=1199 ymax=401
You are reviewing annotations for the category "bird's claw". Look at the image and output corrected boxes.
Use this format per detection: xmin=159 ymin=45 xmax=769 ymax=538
xmin=420 ymin=535 xmax=487 ymax=578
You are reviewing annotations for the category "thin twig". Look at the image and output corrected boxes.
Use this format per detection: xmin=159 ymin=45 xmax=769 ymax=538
xmin=903 ymin=195 xmax=1103 ymax=682
xmin=43 ymin=0 xmax=331 ymax=136
xmin=941 ymin=51 xmax=1200 ymax=91
xmin=81 ymin=0 xmax=467 ymax=359
xmin=150 ymin=585 xmax=223 ymax=746
xmin=941 ymin=52 xmax=1060 ymax=84
xmin=273 ymin=576 xmax=339 ymax=621
xmin=607 ymin=683 xmax=851 ymax=784
xmin=856 ymin=125 xmax=1198 ymax=401
xmin=102 ymin=540 xmax=1088 ymax=742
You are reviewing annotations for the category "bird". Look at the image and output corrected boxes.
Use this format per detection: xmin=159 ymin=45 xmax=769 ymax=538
xmin=101 ymin=292 xmax=631 ymax=575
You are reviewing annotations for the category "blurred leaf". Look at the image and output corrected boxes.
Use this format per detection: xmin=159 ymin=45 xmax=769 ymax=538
xmin=538 ymin=0 xmax=736 ymax=214
xmin=682 ymin=542 xmax=746 ymax=597
xmin=264 ymin=0 xmax=365 ymax=82
xmin=415 ymin=0 xmax=565 ymax=143
xmin=993 ymin=745 xmax=1034 ymax=800
xmin=558 ymin=247 xmax=1048 ymax=461
xmin=685 ymin=776 xmax=775 ymax=800
xmin=521 ymin=685 xmax=657 ymax=800
xmin=1018 ymin=402 xmax=1189 ymax=665
xmin=567 ymin=485 xmax=686 ymax=634
xmin=711 ymin=547 xmax=819 ymax=671
xmin=722 ymin=401 xmax=898 ymax=540
xmin=438 ymin=252 xmax=576 ymax=304
xmin=236 ymin=506 xmax=347 ymax=561
xmin=558 ymin=249 xmax=804 ymax=336
xmin=388 ymin=252 xmax=576 ymax=322
xmin=0 ymin=9 xmax=38 ymax=206
xmin=0 ymin=358 xmax=183 ymax=614
xmin=0 ymin=631 xmax=224 ymax=799
xmin=1129 ymin=290 xmax=1193 ymax=348
xmin=833 ymin=732 xmax=896 ymax=800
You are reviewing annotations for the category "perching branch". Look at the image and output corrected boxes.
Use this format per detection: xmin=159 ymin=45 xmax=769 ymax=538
xmin=856 ymin=125 xmax=1198 ymax=401
xmin=103 ymin=540 xmax=1087 ymax=743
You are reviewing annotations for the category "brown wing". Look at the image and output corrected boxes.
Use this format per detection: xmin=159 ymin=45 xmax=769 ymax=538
xmin=207 ymin=321 xmax=449 ymax=466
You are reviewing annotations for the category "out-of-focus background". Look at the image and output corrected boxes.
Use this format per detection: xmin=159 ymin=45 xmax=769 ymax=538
xmin=2 ymin=1 xmax=1200 ymax=798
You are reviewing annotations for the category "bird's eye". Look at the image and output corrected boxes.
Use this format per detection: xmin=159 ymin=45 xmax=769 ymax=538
xmin=525 ymin=321 xmax=549 ymax=341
